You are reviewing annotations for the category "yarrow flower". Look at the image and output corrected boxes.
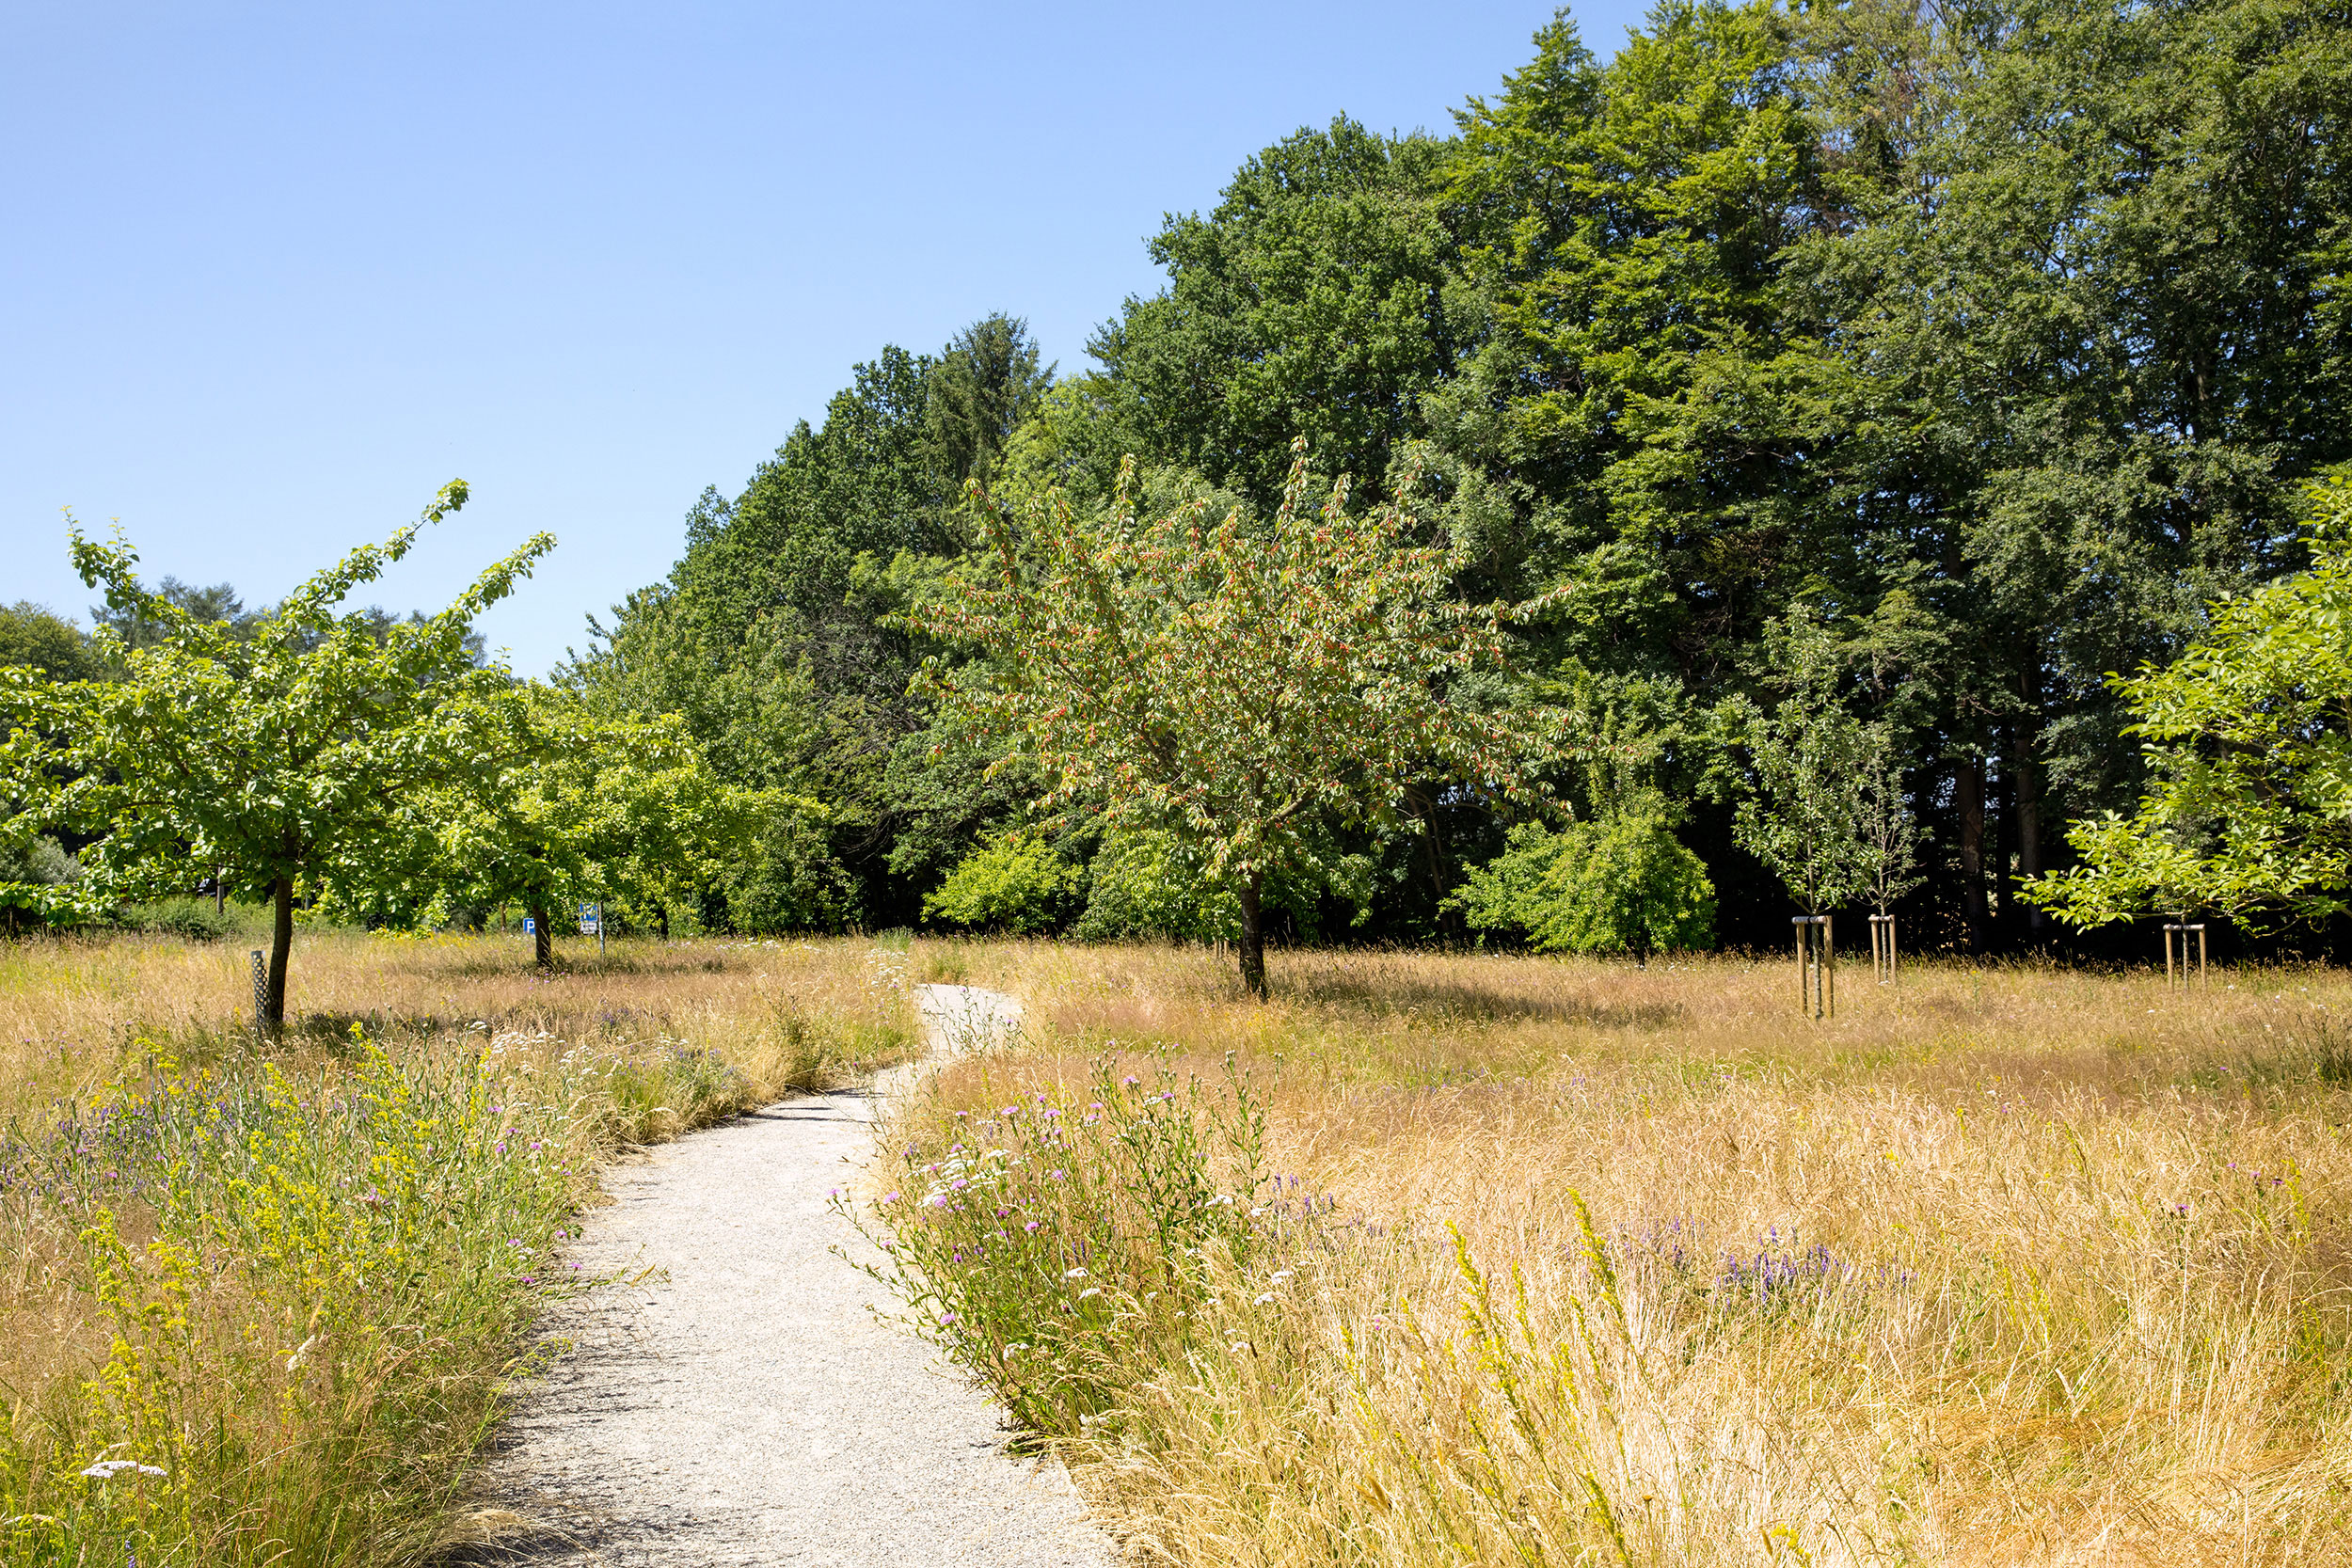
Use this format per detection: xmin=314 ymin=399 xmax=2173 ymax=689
xmin=81 ymin=1459 xmax=167 ymax=1481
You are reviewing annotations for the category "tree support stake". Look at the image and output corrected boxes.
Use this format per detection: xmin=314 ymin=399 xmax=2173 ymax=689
xmin=2163 ymin=921 xmax=2207 ymax=992
xmin=1795 ymin=915 xmax=1834 ymax=1019
xmin=1868 ymin=912 xmax=1898 ymax=986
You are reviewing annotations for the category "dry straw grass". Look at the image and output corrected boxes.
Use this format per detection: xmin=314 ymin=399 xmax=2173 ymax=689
xmin=902 ymin=939 xmax=2352 ymax=1567
xmin=0 ymin=927 xmax=908 ymax=1566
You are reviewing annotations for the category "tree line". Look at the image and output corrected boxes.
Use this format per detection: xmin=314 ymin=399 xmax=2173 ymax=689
xmin=6 ymin=0 xmax=2349 ymax=993
xmin=564 ymin=0 xmax=2352 ymax=957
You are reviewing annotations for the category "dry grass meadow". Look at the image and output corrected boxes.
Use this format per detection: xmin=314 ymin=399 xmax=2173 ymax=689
xmin=892 ymin=939 xmax=2352 ymax=1568
xmin=8 ymin=926 xmax=2351 ymax=1566
xmin=0 ymin=927 xmax=913 ymax=1567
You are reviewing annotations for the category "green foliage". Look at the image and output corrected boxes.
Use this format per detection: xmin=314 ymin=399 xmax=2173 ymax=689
xmin=1729 ymin=620 xmax=1874 ymax=915
xmin=1854 ymin=723 xmax=1922 ymax=916
xmin=1087 ymin=118 xmax=1462 ymax=506
xmin=0 ymin=833 xmax=80 ymax=921
xmin=923 ymin=832 xmax=1085 ymax=934
xmin=1433 ymin=1 xmax=1829 ymax=653
xmin=564 ymin=317 xmax=1053 ymax=929
xmin=2026 ymin=475 xmax=2352 ymax=929
xmin=1072 ymin=830 xmax=1241 ymax=944
xmin=0 ymin=483 xmax=550 ymax=1021
xmin=579 ymin=0 xmax=2352 ymax=956
xmin=933 ymin=437 xmax=1543 ymax=993
xmin=1455 ymin=816 xmax=1715 ymax=958
xmin=0 ymin=602 xmax=103 ymax=683
xmin=310 ymin=689 xmax=821 ymax=953
xmin=118 ymin=897 xmax=242 ymax=943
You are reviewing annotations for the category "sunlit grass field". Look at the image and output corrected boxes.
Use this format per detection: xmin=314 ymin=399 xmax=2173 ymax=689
xmin=8 ymin=927 xmax=2348 ymax=1567
xmin=0 ymin=927 xmax=912 ymax=1567
xmin=882 ymin=940 xmax=2352 ymax=1567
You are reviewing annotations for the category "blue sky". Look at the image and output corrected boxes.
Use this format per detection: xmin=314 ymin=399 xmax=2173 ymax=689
xmin=4 ymin=1 xmax=1643 ymax=673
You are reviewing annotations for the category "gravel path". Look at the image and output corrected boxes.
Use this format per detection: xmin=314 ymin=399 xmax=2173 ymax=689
xmin=456 ymin=984 xmax=1113 ymax=1566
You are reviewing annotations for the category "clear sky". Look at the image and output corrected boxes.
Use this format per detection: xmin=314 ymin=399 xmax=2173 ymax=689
xmin=4 ymin=1 xmax=1643 ymax=673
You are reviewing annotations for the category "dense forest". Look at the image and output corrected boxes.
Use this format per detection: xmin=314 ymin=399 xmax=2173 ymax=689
xmin=7 ymin=0 xmax=2348 ymax=963
xmin=554 ymin=0 xmax=2352 ymax=955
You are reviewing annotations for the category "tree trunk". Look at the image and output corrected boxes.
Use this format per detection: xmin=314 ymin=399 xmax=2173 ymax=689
xmin=1957 ymin=754 xmax=1990 ymax=951
xmin=2011 ymin=666 xmax=2048 ymax=935
xmin=1236 ymin=874 xmax=1267 ymax=1001
xmin=1406 ymin=785 xmax=1450 ymax=931
xmin=265 ymin=875 xmax=294 ymax=1034
xmin=530 ymin=904 xmax=553 ymax=972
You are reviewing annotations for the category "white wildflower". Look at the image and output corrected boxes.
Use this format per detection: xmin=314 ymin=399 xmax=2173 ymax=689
xmin=81 ymin=1459 xmax=167 ymax=1481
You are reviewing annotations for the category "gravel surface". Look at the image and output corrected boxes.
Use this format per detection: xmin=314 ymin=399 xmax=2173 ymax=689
xmin=457 ymin=984 xmax=1113 ymax=1566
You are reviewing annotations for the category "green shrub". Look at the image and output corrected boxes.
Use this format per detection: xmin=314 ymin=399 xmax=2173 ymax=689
xmin=1071 ymin=831 xmax=1237 ymax=942
xmin=717 ymin=808 xmax=859 ymax=933
xmin=1 ymin=833 xmax=87 ymax=930
xmin=1454 ymin=815 xmax=1715 ymax=959
xmin=924 ymin=832 xmax=1085 ymax=933
xmin=118 ymin=896 xmax=240 ymax=942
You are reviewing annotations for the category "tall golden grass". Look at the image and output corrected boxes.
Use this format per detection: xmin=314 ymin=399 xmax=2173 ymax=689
xmin=0 ymin=927 xmax=908 ymax=1566
xmin=893 ymin=940 xmax=2352 ymax=1566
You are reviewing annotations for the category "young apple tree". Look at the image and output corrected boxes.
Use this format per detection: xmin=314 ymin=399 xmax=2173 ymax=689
xmin=928 ymin=437 xmax=1541 ymax=998
xmin=0 ymin=483 xmax=550 ymax=1029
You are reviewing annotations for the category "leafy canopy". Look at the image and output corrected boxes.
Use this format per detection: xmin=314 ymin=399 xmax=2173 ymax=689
xmin=0 ymin=483 xmax=551 ymax=1020
xmin=2027 ymin=476 xmax=2352 ymax=929
xmin=928 ymin=437 xmax=1544 ymax=992
xmin=1730 ymin=619 xmax=1875 ymax=916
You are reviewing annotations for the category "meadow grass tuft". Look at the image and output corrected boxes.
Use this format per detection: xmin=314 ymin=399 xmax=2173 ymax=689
xmin=0 ymin=928 xmax=910 ymax=1567
xmin=860 ymin=940 xmax=2352 ymax=1566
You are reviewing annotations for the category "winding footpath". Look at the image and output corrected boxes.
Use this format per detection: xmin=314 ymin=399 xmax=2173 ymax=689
xmin=460 ymin=984 xmax=1114 ymax=1566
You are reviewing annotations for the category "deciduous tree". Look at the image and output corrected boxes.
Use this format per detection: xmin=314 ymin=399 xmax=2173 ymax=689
xmin=0 ymin=483 xmax=550 ymax=1027
xmin=930 ymin=437 xmax=1541 ymax=997
xmin=2027 ymin=476 xmax=2352 ymax=931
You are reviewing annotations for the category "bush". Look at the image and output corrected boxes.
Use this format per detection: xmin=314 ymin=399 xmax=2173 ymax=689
xmin=1071 ymin=831 xmax=1238 ymax=942
xmin=118 ymin=896 xmax=240 ymax=942
xmin=1 ymin=833 xmax=87 ymax=931
xmin=923 ymin=832 xmax=1086 ymax=933
xmin=1454 ymin=815 xmax=1715 ymax=959
xmin=717 ymin=807 xmax=860 ymax=933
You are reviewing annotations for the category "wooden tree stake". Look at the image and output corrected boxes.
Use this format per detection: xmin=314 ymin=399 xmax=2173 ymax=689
xmin=2163 ymin=922 xmax=2207 ymax=992
xmin=1869 ymin=911 xmax=1898 ymax=985
xmin=1795 ymin=915 xmax=1835 ymax=1019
